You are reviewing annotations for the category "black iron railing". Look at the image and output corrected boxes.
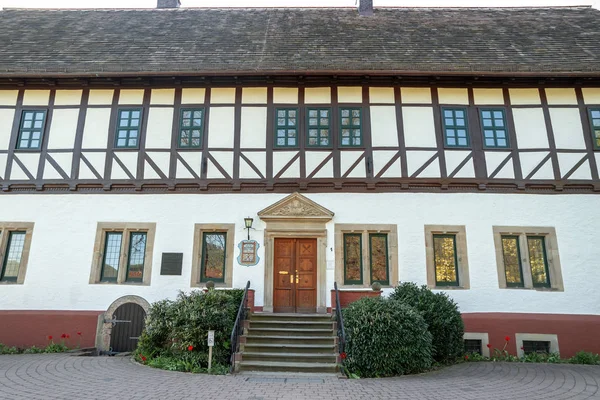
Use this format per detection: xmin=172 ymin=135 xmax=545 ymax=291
xmin=334 ymin=282 xmax=346 ymax=355
xmin=230 ymin=280 xmax=250 ymax=373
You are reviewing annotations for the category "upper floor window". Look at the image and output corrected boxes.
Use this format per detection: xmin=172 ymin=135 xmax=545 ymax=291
xmin=17 ymin=110 xmax=47 ymax=150
xmin=340 ymin=108 xmax=362 ymax=147
xmin=588 ymin=109 xmax=600 ymax=149
xmin=442 ymin=108 xmax=469 ymax=148
xmin=480 ymin=109 xmax=509 ymax=148
xmin=307 ymin=108 xmax=331 ymax=147
xmin=89 ymin=223 xmax=155 ymax=285
xmin=0 ymin=223 xmax=34 ymax=285
xmin=275 ymin=108 xmax=298 ymax=148
xmin=115 ymin=109 xmax=143 ymax=149
xmin=493 ymin=227 xmax=563 ymax=291
xmin=179 ymin=109 xmax=204 ymax=148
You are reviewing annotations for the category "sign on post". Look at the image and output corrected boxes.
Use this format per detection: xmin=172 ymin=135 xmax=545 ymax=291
xmin=207 ymin=330 xmax=215 ymax=371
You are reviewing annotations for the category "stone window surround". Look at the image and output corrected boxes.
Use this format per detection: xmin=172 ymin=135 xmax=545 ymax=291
xmin=492 ymin=226 xmax=564 ymax=291
xmin=190 ymin=223 xmax=235 ymax=288
xmin=0 ymin=222 xmax=35 ymax=285
xmin=334 ymin=223 xmax=399 ymax=289
xmin=424 ymin=225 xmax=470 ymax=290
xmin=515 ymin=333 xmax=559 ymax=358
xmin=463 ymin=332 xmax=490 ymax=357
xmin=89 ymin=222 xmax=156 ymax=286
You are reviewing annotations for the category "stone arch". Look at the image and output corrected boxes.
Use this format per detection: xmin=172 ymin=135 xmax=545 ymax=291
xmin=95 ymin=295 xmax=151 ymax=352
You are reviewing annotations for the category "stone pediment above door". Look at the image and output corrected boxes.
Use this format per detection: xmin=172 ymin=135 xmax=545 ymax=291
xmin=258 ymin=193 xmax=334 ymax=222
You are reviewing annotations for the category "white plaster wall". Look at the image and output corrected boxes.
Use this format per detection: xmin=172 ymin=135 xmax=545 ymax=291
xmin=240 ymin=107 xmax=267 ymax=148
xmin=88 ymin=90 xmax=114 ymax=106
xmin=22 ymin=90 xmax=50 ymax=106
xmin=242 ymin=88 xmax=267 ymax=104
xmin=402 ymin=107 xmax=437 ymax=147
xmin=145 ymin=108 xmax=174 ymax=149
xmin=304 ymin=88 xmax=331 ymax=104
xmin=513 ymin=108 xmax=548 ymax=149
xmin=0 ymin=90 xmax=18 ymax=106
xmin=118 ymin=90 xmax=144 ymax=105
xmin=82 ymin=108 xmax=111 ymax=149
xmin=370 ymin=106 xmax=398 ymax=147
xmin=549 ymin=108 xmax=587 ymax=149
xmin=47 ymin=109 xmax=79 ymax=150
xmin=207 ymin=107 xmax=235 ymax=148
xmin=54 ymin=90 xmax=83 ymax=106
xmin=1 ymin=192 xmax=599 ymax=316
xmin=0 ymin=109 xmax=15 ymax=150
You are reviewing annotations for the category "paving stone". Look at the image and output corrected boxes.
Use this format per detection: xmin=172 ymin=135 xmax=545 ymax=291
xmin=0 ymin=354 xmax=599 ymax=399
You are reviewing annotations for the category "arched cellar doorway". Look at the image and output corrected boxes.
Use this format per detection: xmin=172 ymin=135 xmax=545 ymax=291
xmin=109 ymin=303 xmax=146 ymax=353
xmin=97 ymin=295 xmax=150 ymax=353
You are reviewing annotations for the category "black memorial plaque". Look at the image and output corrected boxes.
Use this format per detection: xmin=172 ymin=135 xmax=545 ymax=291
xmin=160 ymin=253 xmax=183 ymax=275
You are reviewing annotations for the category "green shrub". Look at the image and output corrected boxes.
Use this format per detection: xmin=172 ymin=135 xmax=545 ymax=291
xmin=136 ymin=289 xmax=244 ymax=372
xmin=521 ymin=352 xmax=562 ymax=363
xmin=342 ymin=297 xmax=433 ymax=378
xmin=389 ymin=282 xmax=464 ymax=363
xmin=0 ymin=343 xmax=19 ymax=354
xmin=23 ymin=346 xmax=44 ymax=354
xmin=568 ymin=351 xmax=600 ymax=365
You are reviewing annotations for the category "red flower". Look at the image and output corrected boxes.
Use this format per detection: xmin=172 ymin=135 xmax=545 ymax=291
xmin=77 ymin=332 xmax=82 ymax=336
xmin=187 ymin=345 xmax=194 ymax=351
xmin=504 ymin=336 xmax=510 ymax=342
xmin=340 ymin=352 xmax=347 ymax=360
xmin=61 ymin=333 xmax=67 ymax=339
xmin=66 ymin=334 xmax=70 ymax=339
xmin=47 ymin=335 xmax=53 ymax=340
xmin=521 ymin=346 xmax=524 ymax=350
xmin=465 ymin=355 xmax=469 ymax=360
xmin=141 ymin=355 xmax=147 ymax=362
xmin=487 ymin=343 xmax=492 ymax=348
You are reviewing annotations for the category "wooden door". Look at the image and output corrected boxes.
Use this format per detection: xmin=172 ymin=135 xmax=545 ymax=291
xmin=273 ymin=238 xmax=317 ymax=313
xmin=109 ymin=303 xmax=146 ymax=353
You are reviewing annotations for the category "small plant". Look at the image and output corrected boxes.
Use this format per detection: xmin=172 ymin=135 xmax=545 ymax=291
xmin=0 ymin=343 xmax=19 ymax=355
xmin=23 ymin=346 xmax=44 ymax=354
xmin=463 ymin=352 xmax=487 ymax=362
xmin=568 ymin=351 xmax=600 ymax=365
xmin=45 ymin=342 xmax=69 ymax=353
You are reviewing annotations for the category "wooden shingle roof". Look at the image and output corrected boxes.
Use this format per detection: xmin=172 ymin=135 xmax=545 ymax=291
xmin=0 ymin=6 xmax=599 ymax=77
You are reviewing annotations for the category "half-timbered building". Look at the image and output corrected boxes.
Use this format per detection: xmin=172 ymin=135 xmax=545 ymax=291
xmin=0 ymin=0 xmax=599 ymax=361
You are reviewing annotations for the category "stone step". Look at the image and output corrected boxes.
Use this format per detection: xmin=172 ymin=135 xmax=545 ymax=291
xmin=239 ymin=360 xmax=338 ymax=373
xmin=250 ymin=313 xmax=332 ymax=323
xmin=249 ymin=320 xmax=334 ymax=330
xmin=242 ymin=352 xmax=337 ymax=363
xmin=245 ymin=335 xmax=336 ymax=345
xmin=247 ymin=328 xmax=334 ymax=337
xmin=243 ymin=343 xmax=337 ymax=354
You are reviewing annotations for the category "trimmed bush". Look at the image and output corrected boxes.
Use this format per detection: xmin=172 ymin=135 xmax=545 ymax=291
xmin=389 ymin=282 xmax=464 ymax=363
xmin=136 ymin=289 xmax=243 ymax=372
xmin=342 ymin=296 xmax=433 ymax=378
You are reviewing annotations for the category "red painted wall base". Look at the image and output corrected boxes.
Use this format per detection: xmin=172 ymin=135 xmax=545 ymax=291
xmin=330 ymin=289 xmax=382 ymax=309
xmin=1 ymin=309 xmax=598 ymax=358
xmin=0 ymin=310 xmax=101 ymax=349
xmin=463 ymin=313 xmax=600 ymax=358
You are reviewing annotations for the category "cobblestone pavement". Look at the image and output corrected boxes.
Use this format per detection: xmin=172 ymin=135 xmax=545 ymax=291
xmin=1 ymin=354 xmax=599 ymax=400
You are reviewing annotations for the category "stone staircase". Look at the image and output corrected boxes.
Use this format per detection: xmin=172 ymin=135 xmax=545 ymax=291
xmin=237 ymin=313 xmax=339 ymax=373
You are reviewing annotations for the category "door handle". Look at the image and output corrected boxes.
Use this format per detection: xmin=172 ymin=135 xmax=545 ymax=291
xmin=290 ymin=275 xmax=294 ymax=284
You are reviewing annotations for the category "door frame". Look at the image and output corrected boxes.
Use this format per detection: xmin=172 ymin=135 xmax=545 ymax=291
xmin=96 ymin=295 xmax=150 ymax=352
xmin=258 ymin=193 xmax=334 ymax=314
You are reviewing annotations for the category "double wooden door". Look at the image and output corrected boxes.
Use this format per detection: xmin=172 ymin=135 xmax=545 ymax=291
xmin=273 ymin=238 xmax=317 ymax=313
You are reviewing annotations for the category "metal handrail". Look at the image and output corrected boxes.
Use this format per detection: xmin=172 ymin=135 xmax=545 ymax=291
xmin=334 ymin=282 xmax=346 ymax=355
xmin=230 ymin=280 xmax=250 ymax=373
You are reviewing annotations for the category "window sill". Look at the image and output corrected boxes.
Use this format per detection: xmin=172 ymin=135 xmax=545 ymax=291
xmin=499 ymin=286 xmax=562 ymax=292
xmin=0 ymin=280 xmax=22 ymax=285
xmin=431 ymin=285 xmax=469 ymax=290
xmin=92 ymin=281 xmax=149 ymax=286
xmin=193 ymin=281 xmax=228 ymax=288
xmin=337 ymin=284 xmax=390 ymax=291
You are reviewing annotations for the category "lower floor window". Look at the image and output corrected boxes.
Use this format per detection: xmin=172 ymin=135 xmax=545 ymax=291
xmin=0 ymin=223 xmax=34 ymax=284
xmin=200 ymin=232 xmax=227 ymax=283
xmin=101 ymin=231 xmax=148 ymax=283
xmin=494 ymin=227 xmax=561 ymax=291
xmin=91 ymin=223 xmax=155 ymax=285
xmin=336 ymin=224 xmax=398 ymax=288
xmin=1 ymin=231 xmax=26 ymax=282
xmin=433 ymin=234 xmax=459 ymax=286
